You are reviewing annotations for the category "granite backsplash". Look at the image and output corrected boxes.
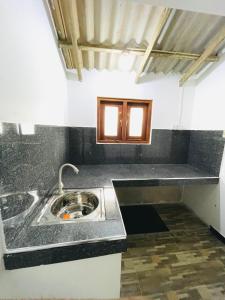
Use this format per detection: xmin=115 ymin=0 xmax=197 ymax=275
xmin=69 ymin=128 xmax=191 ymax=165
xmin=0 ymin=123 xmax=69 ymax=194
xmin=188 ymin=130 xmax=225 ymax=176
xmin=69 ymin=127 xmax=225 ymax=176
xmin=1 ymin=124 xmax=224 ymax=196
xmin=0 ymin=123 xmax=224 ymax=246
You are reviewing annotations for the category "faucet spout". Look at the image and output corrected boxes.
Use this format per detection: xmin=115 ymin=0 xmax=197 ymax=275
xmin=58 ymin=163 xmax=79 ymax=195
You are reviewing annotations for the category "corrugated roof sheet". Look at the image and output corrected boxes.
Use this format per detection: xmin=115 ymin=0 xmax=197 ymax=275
xmin=48 ymin=0 xmax=225 ymax=76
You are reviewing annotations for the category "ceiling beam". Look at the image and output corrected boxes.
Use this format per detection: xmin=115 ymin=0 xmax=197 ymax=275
xmin=135 ymin=8 xmax=172 ymax=83
xmin=48 ymin=0 xmax=73 ymax=69
xmin=79 ymin=44 xmax=144 ymax=56
xmin=151 ymin=50 xmax=218 ymax=62
xmin=179 ymin=25 xmax=225 ymax=86
xmin=65 ymin=0 xmax=83 ymax=81
xmin=58 ymin=41 xmax=218 ymax=63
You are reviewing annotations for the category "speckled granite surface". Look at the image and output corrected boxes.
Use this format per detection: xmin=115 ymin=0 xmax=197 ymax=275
xmin=1 ymin=123 xmax=224 ymax=269
xmin=69 ymin=128 xmax=191 ymax=164
xmin=3 ymin=186 xmax=127 ymax=269
xmin=4 ymin=239 xmax=127 ymax=270
xmin=4 ymin=187 xmax=126 ymax=248
xmin=3 ymin=162 xmax=219 ymax=269
xmin=188 ymin=130 xmax=225 ymax=176
xmin=69 ymin=128 xmax=225 ymax=177
xmin=62 ymin=164 xmax=219 ymax=188
xmin=4 ymin=164 xmax=218 ymax=250
xmin=0 ymin=122 xmax=68 ymax=194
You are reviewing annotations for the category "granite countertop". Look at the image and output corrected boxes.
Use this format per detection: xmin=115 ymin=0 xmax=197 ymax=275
xmin=4 ymin=186 xmax=127 ymax=269
xmin=3 ymin=163 xmax=219 ymax=269
xmin=63 ymin=163 xmax=219 ymax=188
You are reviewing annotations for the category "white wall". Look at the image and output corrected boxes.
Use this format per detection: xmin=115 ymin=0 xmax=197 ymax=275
xmin=178 ymin=85 xmax=195 ymax=129
xmin=0 ymin=0 xmax=67 ymax=126
xmin=0 ymin=0 xmax=194 ymax=130
xmin=67 ymin=70 xmax=182 ymax=129
xmin=0 ymin=253 xmax=121 ymax=299
xmin=190 ymin=60 xmax=225 ymax=130
xmin=182 ymin=184 xmax=220 ymax=230
xmin=181 ymin=59 xmax=225 ymax=237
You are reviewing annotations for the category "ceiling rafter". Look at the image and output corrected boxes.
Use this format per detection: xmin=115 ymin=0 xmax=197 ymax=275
xmin=65 ymin=0 xmax=83 ymax=81
xmin=49 ymin=0 xmax=83 ymax=80
xmin=179 ymin=25 xmax=225 ymax=86
xmin=135 ymin=8 xmax=172 ymax=83
xmin=58 ymin=42 xmax=218 ymax=62
xmin=48 ymin=0 xmax=73 ymax=68
xmin=47 ymin=1 xmax=225 ymax=83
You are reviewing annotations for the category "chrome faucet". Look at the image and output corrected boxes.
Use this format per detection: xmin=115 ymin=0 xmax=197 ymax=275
xmin=58 ymin=163 xmax=79 ymax=195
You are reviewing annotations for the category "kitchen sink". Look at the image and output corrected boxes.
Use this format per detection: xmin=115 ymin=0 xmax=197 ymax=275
xmin=33 ymin=188 xmax=105 ymax=225
xmin=0 ymin=191 xmax=39 ymax=226
xmin=51 ymin=191 xmax=99 ymax=220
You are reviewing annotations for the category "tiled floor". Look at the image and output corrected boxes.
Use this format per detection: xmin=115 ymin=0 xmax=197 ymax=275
xmin=121 ymin=203 xmax=225 ymax=300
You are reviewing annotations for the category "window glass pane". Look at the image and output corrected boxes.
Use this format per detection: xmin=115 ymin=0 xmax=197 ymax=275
xmin=104 ymin=106 xmax=118 ymax=136
xmin=129 ymin=107 xmax=143 ymax=137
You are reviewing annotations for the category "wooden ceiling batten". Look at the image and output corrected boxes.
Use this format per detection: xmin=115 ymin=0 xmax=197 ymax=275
xmin=179 ymin=25 xmax=225 ymax=86
xmin=58 ymin=42 xmax=218 ymax=62
xmin=49 ymin=0 xmax=83 ymax=78
xmin=135 ymin=8 xmax=172 ymax=83
xmin=46 ymin=0 xmax=225 ymax=84
xmin=65 ymin=0 xmax=83 ymax=81
xmin=48 ymin=0 xmax=73 ymax=68
xmin=151 ymin=50 xmax=218 ymax=62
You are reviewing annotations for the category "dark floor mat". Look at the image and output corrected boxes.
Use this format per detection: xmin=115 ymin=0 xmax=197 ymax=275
xmin=120 ymin=205 xmax=169 ymax=235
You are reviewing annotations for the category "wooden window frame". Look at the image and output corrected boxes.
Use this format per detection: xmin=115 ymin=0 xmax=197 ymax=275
xmin=97 ymin=97 xmax=152 ymax=144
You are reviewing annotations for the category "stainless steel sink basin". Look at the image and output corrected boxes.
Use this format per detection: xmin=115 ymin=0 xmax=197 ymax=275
xmin=51 ymin=192 xmax=99 ymax=220
xmin=0 ymin=191 xmax=39 ymax=227
xmin=33 ymin=188 xmax=105 ymax=225
xmin=0 ymin=192 xmax=33 ymax=221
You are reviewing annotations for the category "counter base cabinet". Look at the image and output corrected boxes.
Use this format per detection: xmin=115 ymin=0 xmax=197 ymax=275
xmin=0 ymin=253 xmax=122 ymax=299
